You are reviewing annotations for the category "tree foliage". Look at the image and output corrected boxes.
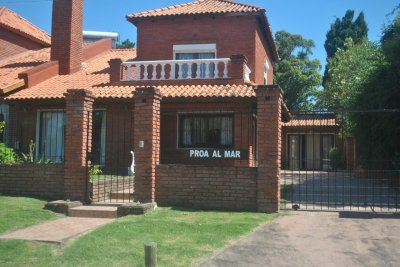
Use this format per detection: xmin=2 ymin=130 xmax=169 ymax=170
xmin=350 ymin=10 xmax=400 ymax=165
xmin=116 ymin=39 xmax=135 ymax=49
xmin=274 ymin=30 xmax=322 ymax=111
xmin=324 ymin=10 xmax=368 ymax=59
xmin=323 ymin=10 xmax=368 ymax=85
xmin=318 ymin=39 xmax=385 ymax=110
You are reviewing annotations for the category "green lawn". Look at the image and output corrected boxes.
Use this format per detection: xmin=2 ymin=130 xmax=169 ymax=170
xmin=0 ymin=196 xmax=277 ymax=267
xmin=0 ymin=196 xmax=62 ymax=234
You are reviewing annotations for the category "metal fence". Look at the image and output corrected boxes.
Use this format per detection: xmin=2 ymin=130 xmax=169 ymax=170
xmin=281 ymin=110 xmax=400 ymax=212
xmin=0 ymin=107 xmax=66 ymax=164
xmin=88 ymin=107 xmax=134 ymax=203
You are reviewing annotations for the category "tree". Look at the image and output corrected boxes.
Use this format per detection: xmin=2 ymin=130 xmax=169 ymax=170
xmin=324 ymin=10 xmax=368 ymax=59
xmin=350 ymin=9 xmax=400 ymax=166
xmin=323 ymin=10 xmax=368 ymax=85
xmin=116 ymin=39 xmax=135 ymax=49
xmin=318 ymin=39 xmax=385 ymax=110
xmin=274 ymin=30 xmax=322 ymax=111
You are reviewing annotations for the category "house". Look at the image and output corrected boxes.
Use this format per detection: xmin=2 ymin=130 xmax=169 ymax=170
xmin=83 ymin=31 xmax=119 ymax=48
xmin=281 ymin=113 xmax=340 ymax=171
xmin=0 ymin=0 xmax=288 ymax=212
xmin=0 ymin=7 xmax=50 ymax=61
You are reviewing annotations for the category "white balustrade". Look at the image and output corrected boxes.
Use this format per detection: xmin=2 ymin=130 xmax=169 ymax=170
xmin=122 ymin=58 xmax=231 ymax=81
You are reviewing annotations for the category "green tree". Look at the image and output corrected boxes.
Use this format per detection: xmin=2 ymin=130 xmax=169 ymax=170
xmin=323 ymin=10 xmax=368 ymax=85
xmin=116 ymin=39 xmax=135 ymax=49
xmin=324 ymin=10 xmax=368 ymax=59
xmin=318 ymin=39 xmax=385 ymax=110
xmin=350 ymin=10 xmax=400 ymax=166
xmin=274 ymin=30 xmax=322 ymax=111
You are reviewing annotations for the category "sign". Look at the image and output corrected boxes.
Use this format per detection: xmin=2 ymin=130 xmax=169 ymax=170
xmin=187 ymin=149 xmax=247 ymax=160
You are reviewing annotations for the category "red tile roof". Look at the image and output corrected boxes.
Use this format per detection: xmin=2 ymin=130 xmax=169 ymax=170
xmin=0 ymin=48 xmax=50 ymax=91
xmin=5 ymin=48 xmax=255 ymax=100
xmin=127 ymin=0 xmax=262 ymax=19
xmin=283 ymin=116 xmax=338 ymax=127
xmin=0 ymin=7 xmax=51 ymax=46
xmin=127 ymin=0 xmax=278 ymax=61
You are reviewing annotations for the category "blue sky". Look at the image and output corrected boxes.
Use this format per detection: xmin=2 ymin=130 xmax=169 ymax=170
xmin=1 ymin=0 xmax=398 ymax=69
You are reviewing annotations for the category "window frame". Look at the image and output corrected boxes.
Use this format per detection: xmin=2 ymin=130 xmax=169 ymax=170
xmin=177 ymin=112 xmax=235 ymax=149
xmin=35 ymin=109 xmax=66 ymax=163
xmin=91 ymin=109 xmax=107 ymax=166
xmin=264 ymin=59 xmax=269 ymax=85
xmin=173 ymin=44 xmax=217 ymax=59
xmin=0 ymin=104 xmax=9 ymax=144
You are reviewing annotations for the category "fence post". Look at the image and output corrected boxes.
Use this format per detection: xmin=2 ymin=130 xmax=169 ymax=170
xmin=145 ymin=242 xmax=157 ymax=267
xmin=255 ymin=85 xmax=283 ymax=212
xmin=133 ymin=87 xmax=161 ymax=203
xmin=64 ymin=89 xmax=94 ymax=201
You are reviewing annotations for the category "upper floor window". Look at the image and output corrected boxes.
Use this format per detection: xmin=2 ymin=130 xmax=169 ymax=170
xmin=173 ymin=44 xmax=216 ymax=79
xmin=264 ymin=60 xmax=269 ymax=84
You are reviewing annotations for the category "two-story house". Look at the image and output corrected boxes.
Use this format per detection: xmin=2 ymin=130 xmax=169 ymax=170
xmin=1 ymin=0 xmax=287 ymax=212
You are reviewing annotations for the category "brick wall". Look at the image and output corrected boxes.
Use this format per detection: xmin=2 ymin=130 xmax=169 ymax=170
xmin=160 ymin=101 xmax=256 ymax=166
xmin=0 ymin=28 xmax=45 ymax=60
xmin=91 ymin=177 xmax=133 ymax=202
xmin=155 ymin=164 xmax=257 ymax=211
xmin=0 ymin=164 xmax=64 ymax=199
xmin=136 ymin=15 xmax=260 ymax=82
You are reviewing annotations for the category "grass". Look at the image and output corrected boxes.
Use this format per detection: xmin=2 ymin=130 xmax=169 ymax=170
xmin=0 ymin=196 xmax=277 ymax=267
xmin=0 ymin=195 xmax=62 ymax=234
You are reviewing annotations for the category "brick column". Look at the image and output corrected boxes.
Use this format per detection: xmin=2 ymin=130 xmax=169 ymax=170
xmin=109 ymin=58 xmax=122 ymax=83
xmin=230 ymin=54 xmax=248 ymax=81
xmin=256 ymin=85 xmax=282 ymax=212
xmin=64 ymin=89 xmax=94 ymax=201
xmin=133 ymin=87 xmax=161 ymax=203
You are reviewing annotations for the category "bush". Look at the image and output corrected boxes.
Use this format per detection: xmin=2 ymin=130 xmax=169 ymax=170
xmin=0 ymin=143 xmax=19 ymax=164
xmin=329 ymin=147 xmax=344 ymax=170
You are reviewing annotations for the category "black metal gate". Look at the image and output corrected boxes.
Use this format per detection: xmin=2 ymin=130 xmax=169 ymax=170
xmin=280 ymin=110 xmax=400 ymax=212
xmin=88 ymin=106 xmax=135 ymax=203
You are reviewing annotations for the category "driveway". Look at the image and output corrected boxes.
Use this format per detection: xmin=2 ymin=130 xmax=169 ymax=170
xmin=198 ymin=211 xmax=400 ymax=267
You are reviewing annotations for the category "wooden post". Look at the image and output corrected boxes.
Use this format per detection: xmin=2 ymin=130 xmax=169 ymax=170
xmin=145 ymin=242 xmax=157 ymax=267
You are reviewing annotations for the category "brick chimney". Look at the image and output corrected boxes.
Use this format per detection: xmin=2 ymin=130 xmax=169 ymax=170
xmin=50 ymin=0 xmax=83 ymax=75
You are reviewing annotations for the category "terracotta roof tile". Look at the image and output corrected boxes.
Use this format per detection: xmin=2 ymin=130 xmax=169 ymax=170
xmin=127 ymin=0 xmax=262 ymax=20
xmin=0 ymin=7 xmax=51 ymax=46
xmin=5 ymin=48 xmax=254 ymax=100
xmin=0 ymin=48 xmax=50 ymax=90
xmin=283 ymin=115 xmax=338 ymax=127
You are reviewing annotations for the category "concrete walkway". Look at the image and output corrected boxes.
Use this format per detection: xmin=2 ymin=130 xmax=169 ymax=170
xmin=0 ymin=217 xmax=113 ymax=243
xmin=199 ymin=211 xmax=400 ymax=267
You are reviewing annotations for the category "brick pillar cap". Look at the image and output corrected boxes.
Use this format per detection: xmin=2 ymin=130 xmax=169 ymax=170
xmin=134 ymin=87 xmax=162 ymax=97
xmin=109 ymin=58 xmax=123 ymax=64
xmin=230 ymin=54 xmax=248 ymax=63
xmin=255 ymin=85 xmax=283 ymax=95
xmin=64 ymin=88 xmax=95 ymax=99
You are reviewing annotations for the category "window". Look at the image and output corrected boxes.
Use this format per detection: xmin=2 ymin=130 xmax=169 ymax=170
xmin=37 ymin=111 xmax=65 ymax=162
xmin=173 ymin=44 xmax=216 ymax=79
xmin=91 ymin=110 xmax=106 ymax=165
xmin=264 ymin=60 xmax=269 ymax=84
xmin=0 ymin=104 xmax=9 ymax=144
xmin=179 ymin=113 xmax=233 ymax=148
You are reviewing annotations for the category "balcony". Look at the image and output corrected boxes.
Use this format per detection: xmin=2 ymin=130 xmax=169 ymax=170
xmin=109 ymin=55 xmax=251 ymax=85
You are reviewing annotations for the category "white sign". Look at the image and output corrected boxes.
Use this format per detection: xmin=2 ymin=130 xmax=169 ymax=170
xmin=188 ymin=149 xmax=244 ymax=159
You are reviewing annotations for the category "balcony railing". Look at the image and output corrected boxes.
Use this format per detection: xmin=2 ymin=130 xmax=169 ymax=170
xmin=121 ymin=58 xmax=231 ymax=81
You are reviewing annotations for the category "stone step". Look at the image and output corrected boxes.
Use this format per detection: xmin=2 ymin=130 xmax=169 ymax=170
xmin=109 ymin=189 xmax=134 ymax=201
xmin=68 ymin=205 xmax=118 ymax=218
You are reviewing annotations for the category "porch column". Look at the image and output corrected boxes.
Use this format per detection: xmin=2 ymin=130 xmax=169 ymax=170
xmin=133 ymin=87 xmax=161 ymax=203
xmin=64 ymin=89 xmax=94 ymax=201
xmin=256 ymin=85 xmax=283 ymax=212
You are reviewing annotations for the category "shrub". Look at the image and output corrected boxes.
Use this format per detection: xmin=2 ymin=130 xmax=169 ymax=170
xmin=0 ymin=143 xmax=19 ymax=164
xmin=329 ymin=147 xmax=344 ymax=170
